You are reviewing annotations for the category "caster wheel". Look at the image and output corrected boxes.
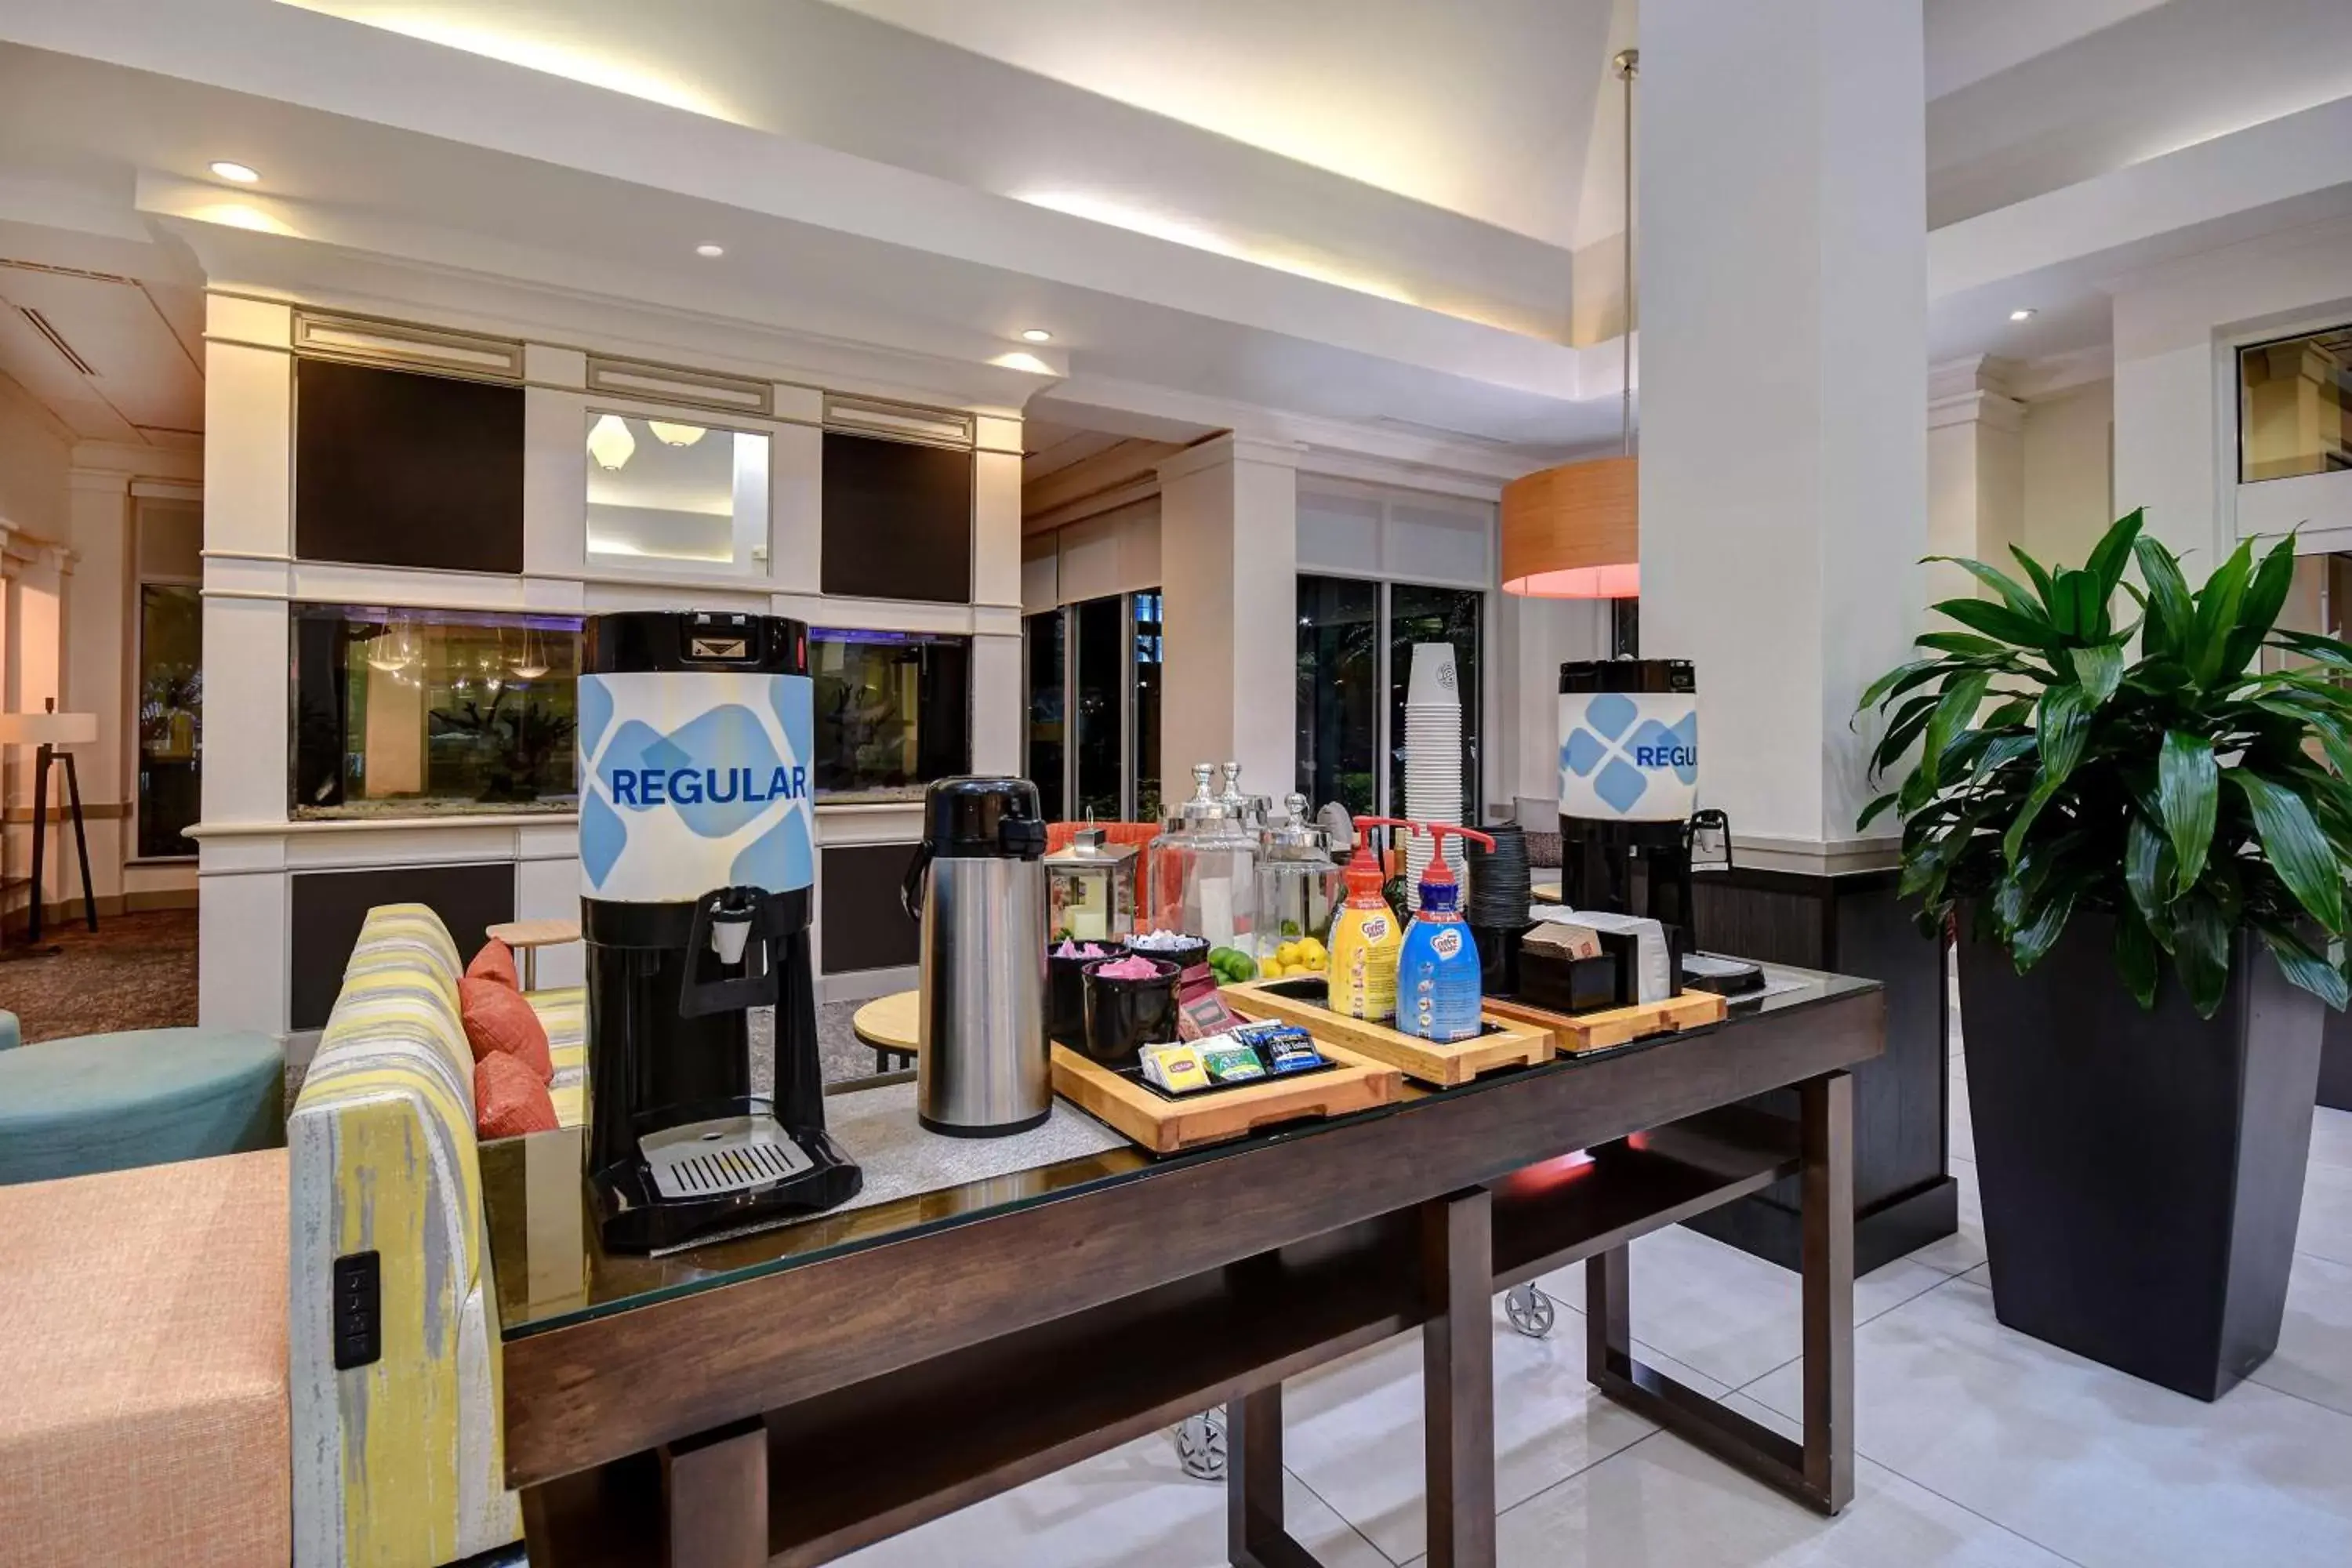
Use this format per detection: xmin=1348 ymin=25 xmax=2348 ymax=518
xmin=1504 ymin=1283 xmax=1556 ymax=1339
xmin=1174 ymin=1410 xmax=1227 ymax=1481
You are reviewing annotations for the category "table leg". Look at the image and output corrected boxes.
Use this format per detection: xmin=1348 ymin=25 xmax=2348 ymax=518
xmin=1225 ymin=1384 xmax=1317 ymax=1568
xmin=27 ymin=745 xmax=48 ymax=946
xmin=1801 ymin=1069 xmax=1857 ymax=1512
xmin=1585 ymin=1070 xmax=1856 ymax=1515
xmin=61 ymin=752 xmax=96 ymax=931
xmin=1421 ymin=1186 xmax=1495 ymax=1568
xmin=521 ymin=946 xmax=539 ymax=991
xmin=660 ymin=1417 xmax=768 ymax=1568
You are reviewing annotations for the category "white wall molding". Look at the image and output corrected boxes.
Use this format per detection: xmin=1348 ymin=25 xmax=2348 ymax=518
xmin=1927 ymin=356 xmax=2025 ymax=434
xmin=1155 ymin=431 xmax=1304 ymax=485
xmin=163 ymin=205 xmax=1052 ymax=419
xmin=1047 ymin=372 xmax=1582 ymax=491
xmin=2009 ymin=345 xmax=2115 ymax=402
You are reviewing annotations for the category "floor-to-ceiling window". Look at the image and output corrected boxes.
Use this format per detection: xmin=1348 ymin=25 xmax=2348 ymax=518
xmin=1132 ymin=590 xmax=1163 ymax=822
xmin=1024 ymin=590 xmax=1163 ymax=821
xmin=1297 ymin=575 xmax=1482 ymax=821
xmin=1295 ymin=575 xmax=1380 ymax=815
xmin=1387 ymin=583 xmax=1483 ymax=818
xmin=1072 ymin=595 xmax=1126 ymax=818
xmin=1024 ymin=610 xmax=1066 ymax=819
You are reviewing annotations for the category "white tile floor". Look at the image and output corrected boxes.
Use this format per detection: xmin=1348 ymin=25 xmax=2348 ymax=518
xmin=840 ymin=1037 xmax=2352 ymax=1568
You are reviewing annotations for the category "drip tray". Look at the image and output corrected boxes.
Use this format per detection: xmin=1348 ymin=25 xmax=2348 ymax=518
xmin=642 ymin=1113 xmax=815 ymax=1200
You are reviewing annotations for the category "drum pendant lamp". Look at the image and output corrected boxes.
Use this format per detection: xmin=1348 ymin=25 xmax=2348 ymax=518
xmin=1503 ymin=49 xmax=1640 ymax=601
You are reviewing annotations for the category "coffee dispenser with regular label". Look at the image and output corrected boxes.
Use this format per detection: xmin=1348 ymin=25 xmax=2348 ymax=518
xmin=577 ymin=610 xmax=859 ymax=1252
xmin=1557 ymin=658 xmax=1703 ymax=942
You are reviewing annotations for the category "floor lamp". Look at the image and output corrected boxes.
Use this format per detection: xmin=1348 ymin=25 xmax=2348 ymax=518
xmin=1 ymin=704 xmax=100 ymax=959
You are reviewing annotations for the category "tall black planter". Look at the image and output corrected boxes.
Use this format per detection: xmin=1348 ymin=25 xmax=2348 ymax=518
xmin=1959 ymin=911 xmax=2324 ymax=1400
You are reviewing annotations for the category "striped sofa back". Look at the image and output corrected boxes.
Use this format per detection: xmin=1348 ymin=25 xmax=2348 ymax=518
xmin=288 ymin=904 xmax=521 ymax=1567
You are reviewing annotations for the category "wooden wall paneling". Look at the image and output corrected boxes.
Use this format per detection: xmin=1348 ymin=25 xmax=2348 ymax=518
xmin=1685 ymin=869 xmax=1955 ymax=1273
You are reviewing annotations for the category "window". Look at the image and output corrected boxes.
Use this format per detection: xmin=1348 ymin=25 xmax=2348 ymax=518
xmin=585 ymin=411 xmax=770 ymax=573
xmin=1025 ymin=612 xmax=1066 ymax=819
xmin=291 ymin=605 xmax=582 ymax=819
xmin=2240 ymin=325 xmax=2351 ymax=483
xmin=1388 ymin=584 xmax=1483 ymax=818
xmin=1133 ymin=590 xmax=1163 ymax=822
xmin=1073 ymin=597 xmax=1125 ymax=819
xmin=1296 ymin=575 xmax=1483 ymax=820
xmin=136 ymin=585 xmax=201 ymax=858
xmin=1025 ymin=591 xmax=1160 ymax=822
xmin=808 ymin=630 xmax=971 ymax=800
xmin=1295 ymin=576 xmax=1379 ymax=815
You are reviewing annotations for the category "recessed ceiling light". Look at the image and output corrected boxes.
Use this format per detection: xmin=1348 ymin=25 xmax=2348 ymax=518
xmin=209 ymin=161 xmax=261 ymax=184
xmin=1021 ymin=328 xmax=1054 ymax=343
xmin=2009 ymin=308 xmax=2038 ymax=321
xmin=695 ymin=243 xmax=725 ymax=258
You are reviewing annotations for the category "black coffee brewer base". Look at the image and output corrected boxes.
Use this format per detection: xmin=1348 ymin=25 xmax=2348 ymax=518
xmin=590 ymin=1095 xmax=862 ymax=1254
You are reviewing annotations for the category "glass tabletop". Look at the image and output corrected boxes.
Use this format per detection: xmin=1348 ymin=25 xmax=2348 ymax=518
xmin=482 ymin=964 xmax=1877 ymax=1339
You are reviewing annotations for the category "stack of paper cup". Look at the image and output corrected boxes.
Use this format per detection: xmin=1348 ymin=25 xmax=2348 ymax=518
xmin=1403 ymin=641 xmax=1465 ymax=911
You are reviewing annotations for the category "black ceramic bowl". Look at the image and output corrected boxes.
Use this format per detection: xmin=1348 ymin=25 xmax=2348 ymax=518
xmin=1047 ymin=940 xmax=1124 ymax=1046
xmin=1080 ymin=956 xmax=1181 ymax=1067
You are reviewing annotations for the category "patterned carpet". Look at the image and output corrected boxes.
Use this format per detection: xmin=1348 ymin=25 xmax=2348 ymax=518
xmin=2 ymin=909 xmax=198 ymax=1043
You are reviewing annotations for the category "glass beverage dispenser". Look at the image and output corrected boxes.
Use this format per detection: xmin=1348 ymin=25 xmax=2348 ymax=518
xmin=1255 ymin=793 xmax=1344 ymax=964
xmin=1044 ymin=827 xmax=1140 ymax=942
xmin=1147 ymin=763 xmax=1259 ymax=949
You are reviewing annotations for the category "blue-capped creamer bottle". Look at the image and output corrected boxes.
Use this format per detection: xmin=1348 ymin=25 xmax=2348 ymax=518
xmin=1396 ymin=823 xmax=1494 ymax=1044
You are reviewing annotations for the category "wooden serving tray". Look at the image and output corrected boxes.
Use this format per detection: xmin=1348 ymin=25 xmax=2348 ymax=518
xmin=1050 ymin=1040 xmax=1401 ymax=1156
xmin=1482 ymin=989 xmax=1730 ymax=1054
xmin=1218 ymin=979 xmax=1554 ymax=1087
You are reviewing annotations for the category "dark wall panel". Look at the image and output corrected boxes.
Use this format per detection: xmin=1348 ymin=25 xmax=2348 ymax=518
xmin=820 ymin=432 xmax=973 ymax=603
xmin=1683 ymin=868 xmax=1955 ymax=1273
xmin=290 ymin=862 xmax=516 ymax=1030
xmin=822 ymin=842 xmax=922 ymax=974
xmin=296 ymin=358 xmax=525 ymax=573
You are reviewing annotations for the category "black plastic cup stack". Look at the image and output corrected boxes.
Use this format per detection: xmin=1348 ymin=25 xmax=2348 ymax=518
xmin=1466 ymin=824 xmax=1534 ymax=998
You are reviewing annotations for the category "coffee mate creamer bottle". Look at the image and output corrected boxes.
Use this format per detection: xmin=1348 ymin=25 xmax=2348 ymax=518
xmin=1328 ymin=819 xmax=1409 ymax=1021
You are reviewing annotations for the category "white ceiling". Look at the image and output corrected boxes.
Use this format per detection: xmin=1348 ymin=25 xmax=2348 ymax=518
xmin=1926 ymin=0 xmax=2352 ymax=228
xmin=825 ymin=0 xmax=1629 ymax=252
xmin=0 ymin=220 xmax=204 ymax=448
xmin=0 ymin=0 xmax=2348 ymax=474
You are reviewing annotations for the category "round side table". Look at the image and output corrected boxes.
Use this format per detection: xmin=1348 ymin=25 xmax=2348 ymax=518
xmin=850 ymin=989 xmax=920 ymax=1075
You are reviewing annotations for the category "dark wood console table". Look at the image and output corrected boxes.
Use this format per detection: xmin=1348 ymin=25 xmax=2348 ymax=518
xmin=484 ymin=968 xmax=1880 ymax=1567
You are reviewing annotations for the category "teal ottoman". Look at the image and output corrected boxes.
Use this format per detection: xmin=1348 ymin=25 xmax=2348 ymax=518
xmin=0 ymin=1029 xmax=285 ymax=1185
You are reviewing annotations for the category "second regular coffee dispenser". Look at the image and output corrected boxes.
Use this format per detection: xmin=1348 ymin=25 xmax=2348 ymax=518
xmin=1557 ymin=658 xmax=1703 ymax=939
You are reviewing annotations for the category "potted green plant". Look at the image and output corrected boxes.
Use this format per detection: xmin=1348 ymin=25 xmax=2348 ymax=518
xmin=1859 ymin=510 xmax=2343 ymax=1399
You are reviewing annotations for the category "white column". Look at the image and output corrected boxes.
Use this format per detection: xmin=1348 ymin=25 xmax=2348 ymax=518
xmin=2112 ymin=285 xmax=2231 ymax=569
xmin=1156 ymin=435 xmax=1300 ymax=798
xmin=198 ymin=293 xmax=294 ymax=1034
xmin=971 ymin=413 xmax=1026 ymax=776
xmin=1639 ymin=0 xmax=1928 ymax=866
xmin=1927 ymin=357 xmax=2025 ymax=610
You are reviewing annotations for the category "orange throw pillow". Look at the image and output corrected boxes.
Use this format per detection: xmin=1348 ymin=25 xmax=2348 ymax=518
xmin=459 ymin=975 xmax=553 ymax=1082
xmin=466 ymin=938 xmax=519 ymax=990
xmin=475 ymin=1050 xmax=557 ymax=1138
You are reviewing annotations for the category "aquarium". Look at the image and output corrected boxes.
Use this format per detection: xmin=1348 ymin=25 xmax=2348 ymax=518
xmin=808 ymin=628 xmax=971 ymax=800
xmin=291 ymin=604 xmax=583 ymax=818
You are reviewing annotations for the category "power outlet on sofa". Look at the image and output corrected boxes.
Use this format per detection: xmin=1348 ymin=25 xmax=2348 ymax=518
xmin=332 ymin=1251 xmax=381 ymax=1370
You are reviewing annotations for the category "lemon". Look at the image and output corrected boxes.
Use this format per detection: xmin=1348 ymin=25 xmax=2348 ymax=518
xmin=1275 ymin=941 xmax=1303 ymax=967
xmin=1299 ymin=937 xmax=1327 ymax=963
